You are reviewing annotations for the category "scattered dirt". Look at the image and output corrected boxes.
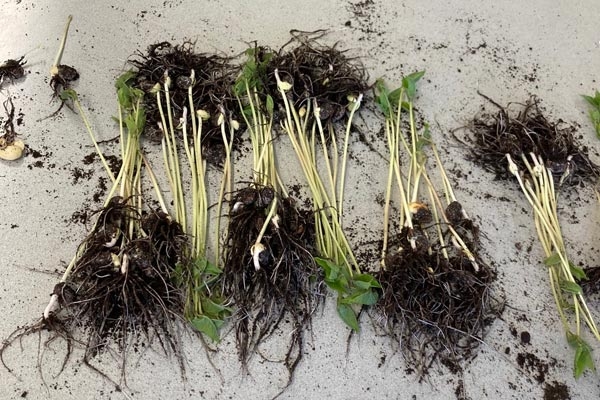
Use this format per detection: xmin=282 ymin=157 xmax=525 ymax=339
xmin=543 ymin=381 xmax=570 ymax=400
xmin=71 ymin=166 xmax=94 ymax=184
xmin=516 ymin=351 xmax=557 ymax=384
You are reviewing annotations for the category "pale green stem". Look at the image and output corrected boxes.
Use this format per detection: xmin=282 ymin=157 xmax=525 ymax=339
xmin=71 ymin=94 xmax=116 ymax=182
xmin=51 ymin=15 xmax=73 ymax=72
xmin=337 ymin=95 xmax=362 ymax=226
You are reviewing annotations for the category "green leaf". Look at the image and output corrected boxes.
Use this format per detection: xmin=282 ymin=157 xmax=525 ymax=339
xmin=316 ymin=257 xmax=339 ymax=280
xmin=416 ymin=124 xmax=432 ymax=151
xmin=374 ymin=79 xmax=391 ymax=117
xmin=59 ymin=89 xmax=78 ymax=101
xmin=573 ymin=340 xmax=595 ymax=378
xmin=204 ymin=260 xmax=222 ymax=276
xmin=582 ymin=94 xmax=596 ymax=106
xmin=117 ymin=87 xmax=132 ymax=109
xmin=325 ymin=280 xmax=347 ymax=293
xmin=266 ymin=94 xmax=274 ymax=115
xmin=200 ymin=297 xmax=229 ymax=317
xmin=136 ymin=108 xmax=146 ymax=134
xmin=337 ymin=303 xmax=359 ymax=331
xmin=388 ymin=87 xmax=403 ymax=107
xmin=402 ymin=70 xmax=425 ymax=100
xmin=124 ymin=113 xmax=139 ymax=136
xmin=353 ymin=273 xmax=382 ymax=289
xmin=543 ymin=253 xmax=562 ymax=267
xmin=344 ymin=289 xmax=379 ymax=306
xmin=316 ymin=257 xmax=352 ymax=293
xmin=191 ymin=316 xmax=220 ymax=342
xmin=560 ymin=281 xmax=582 ymax=295
xmin=566 ymin=332 xmax=595 ymax=378
xmin=115 ymin=70 xmax=137 ymax=90
xmin=568 ymin=262 xmax=587 ymax=281
xmin=172 ymin=262 xmax=185 ymax=286
xmin=233 ymin=79 xmax=246 ymax=97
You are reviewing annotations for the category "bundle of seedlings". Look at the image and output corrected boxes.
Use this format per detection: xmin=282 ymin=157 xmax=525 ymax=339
xmin=271 ymin=33 xmax=380 ymax=331
xmin=1 ymin=73 xmax=187 ymax=386
xmin=127 ymin=40 xmax=253 ymax=343
xmin=465 ymin=95 xmax=600 ymax=377
xmin=220 ymin=47 xmax=322 ymax=383
xmin=129 ymin=41 xmax=242 ymax=163
xmin=141 ymin=62 xmax=233 ymax=342
xmin=374 ymin=75 xmax=501 ymax=376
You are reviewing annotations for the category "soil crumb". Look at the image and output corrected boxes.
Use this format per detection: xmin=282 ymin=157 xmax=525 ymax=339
xmin=543 ymin=381 xmax=570 ymax=400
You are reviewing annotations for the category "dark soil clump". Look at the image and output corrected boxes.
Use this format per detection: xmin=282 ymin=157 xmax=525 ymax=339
xmin=464 ymin=94 xmax=599 ymax=185
xmin=51 ymin=64 xmax=79 ymax=98
xmin=69 ymin=201 xmax=185 ymax=358
xmin=543 ymin=381 xmax=570 ymax=400
xmin=222 ymin=186 xmax=323 ymax=380
xmin=266 ymin=30 xmax=369 ymax=125
xmin=377 ymin=217 xmax=502 ymax=377
xmin=129 ymin=41 xmax=242 ymax=164
xmin=0 ymin=57 xmax=26 ymax=87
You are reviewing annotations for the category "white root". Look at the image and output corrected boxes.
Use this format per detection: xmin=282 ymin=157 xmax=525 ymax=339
xmin=232 ymin=201 xmax=244 ymax=213
xmin=271 ymin=214 xmax=280 ymax=230
xmin=251 ymin=243 xmax=265 ymax=271
xmin=103 ymin=228 xmax=120 ymax=248
xmin=121 ymin=253 xmax=129 ymax=275
xmin=43 ymin=294 xmax=60 ymax=320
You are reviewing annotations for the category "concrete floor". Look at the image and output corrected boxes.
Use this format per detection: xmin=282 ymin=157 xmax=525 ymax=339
xmin=1 ymin=0 xmax=600 ymax=399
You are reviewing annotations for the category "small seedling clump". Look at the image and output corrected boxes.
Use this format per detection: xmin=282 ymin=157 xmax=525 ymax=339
xmin=50 ymin=15 xmax=79 ymax=99
xmin=466 ymin=94 xmax=599 ymax=185
xmin=0 ymin=57 xmax=26 ymax=88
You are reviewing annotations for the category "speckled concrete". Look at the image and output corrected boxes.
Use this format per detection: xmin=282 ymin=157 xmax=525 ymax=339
xmin=1 ymin=1 xmax=600 ymax=399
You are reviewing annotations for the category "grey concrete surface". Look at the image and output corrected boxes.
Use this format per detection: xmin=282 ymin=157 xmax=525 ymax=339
xmin=1 ymin=0 xmax=600 ymax=399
